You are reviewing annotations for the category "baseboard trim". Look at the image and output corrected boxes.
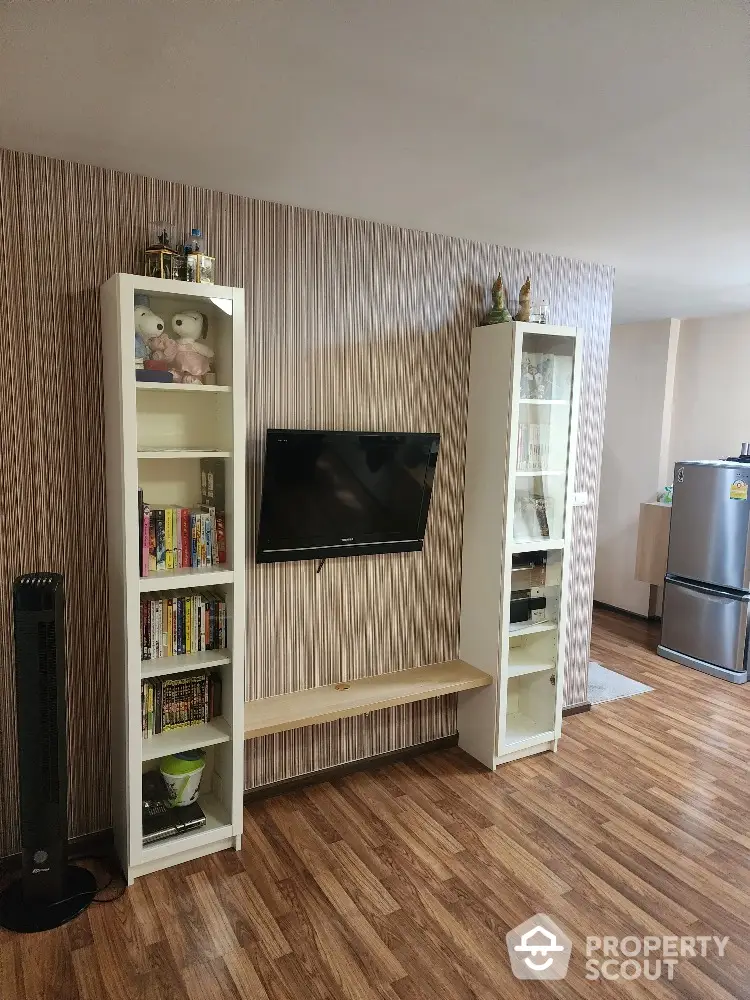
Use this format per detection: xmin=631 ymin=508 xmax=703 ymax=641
xmin=0 ymin=828 xmax=114 ymax=874
xmin=563 ymin=702 xmax=592 ymax=717
xmin=244 ymin=734 xmax=458 ymax=804
xmin=593 ymin=600 xmax=661 ymax=623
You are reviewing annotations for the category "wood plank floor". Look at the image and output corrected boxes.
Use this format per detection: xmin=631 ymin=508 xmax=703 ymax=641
xmin=3 ymin=608 xmax=750 ymax=999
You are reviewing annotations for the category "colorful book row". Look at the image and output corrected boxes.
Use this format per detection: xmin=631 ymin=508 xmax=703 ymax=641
xmin=141 ymin=591 xmax=227 ymax=660
xmin=139 ymin=497 xmax=226 ymax=577
xmin=141 ymin=671 xmax=222 ymax=739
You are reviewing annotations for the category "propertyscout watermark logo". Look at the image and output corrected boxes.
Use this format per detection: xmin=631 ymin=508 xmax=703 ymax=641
xmin=506 ymin=915 xmax=729 ymax=982
xmin=506 ymin=915 xmax=572 ymax=980
xmin=585 ymin=934 xmax=729 ymax=982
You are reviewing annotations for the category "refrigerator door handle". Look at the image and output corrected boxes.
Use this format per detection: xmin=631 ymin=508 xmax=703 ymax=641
xmin=664 ymin=575 xmax=750 ymax=601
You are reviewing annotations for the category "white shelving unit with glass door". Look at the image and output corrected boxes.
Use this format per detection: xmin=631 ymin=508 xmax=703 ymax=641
xmin=101 ymin=273 xmax=246 ymax=883
xmin=457 ymin=322 xmax=581 ymax=768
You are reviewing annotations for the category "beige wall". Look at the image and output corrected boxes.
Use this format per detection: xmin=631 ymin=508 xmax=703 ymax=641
xmin=596 ymin=309 xmax=750 ymax=616
xmin=670 ymin=312 xmax=750 ymax=467
xmin=594 ymin=319 xmax=679 ymax=615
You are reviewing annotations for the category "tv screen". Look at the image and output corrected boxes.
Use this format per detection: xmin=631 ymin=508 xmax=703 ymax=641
xmin=256 ymin=430 xmax=440 ymax=563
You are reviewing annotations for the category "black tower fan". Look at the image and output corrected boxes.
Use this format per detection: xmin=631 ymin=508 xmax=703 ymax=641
xmin=0 ymin=574 xmax=97 ymax=932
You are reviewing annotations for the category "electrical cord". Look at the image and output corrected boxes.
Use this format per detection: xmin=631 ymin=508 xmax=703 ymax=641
xmin=73 ymin=854 xmax=128 ymax=904
xmin=0 ymin=854 xmax=127 ymax=908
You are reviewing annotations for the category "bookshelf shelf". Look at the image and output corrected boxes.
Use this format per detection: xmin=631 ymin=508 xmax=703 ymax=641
xmin=503 ymin=713 xmax=555 ymax=750
xmin=136 ymin=383 xmax=231 ymax=394
xmin=507 ymin=661 xmax=556 ymax=679
xmin=137 ymin=449 xmax=232 ymax=460
xmin=508 ymin=621 xmax=558 ymax=638
xmin=141 ymin=717 xmax=232 ymax=761
xmin=139 ymin=568 xmax=234 ymax=593
xmin=141 ymin=650 xmax=232 ymax=679
xmin=512 ymin=538 xmax=564 ymax=554
xmin=515 ymin=470 xmax=565 ymax=478
xmin=102 ymin=273 xmax=246 ymax=884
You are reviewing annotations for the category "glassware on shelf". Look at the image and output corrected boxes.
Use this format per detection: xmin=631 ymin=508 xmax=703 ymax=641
xmin=520 ymin=352 xmax=554 ymax=399
xmin=529 ymin=299 xmax=549 ymax=324
xmin=516 ymin=421 xmax=550 ymax=471
xmin=514 ymin=491 xmax=553 ymax=540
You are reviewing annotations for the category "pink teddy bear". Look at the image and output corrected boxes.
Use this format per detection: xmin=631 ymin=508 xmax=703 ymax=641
xmin=147 ymin=331 xmax=179 ymax=364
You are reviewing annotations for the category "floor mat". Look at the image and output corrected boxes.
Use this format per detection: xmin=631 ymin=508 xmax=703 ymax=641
xmin=588 ymin=661 xmax=653 ymax=705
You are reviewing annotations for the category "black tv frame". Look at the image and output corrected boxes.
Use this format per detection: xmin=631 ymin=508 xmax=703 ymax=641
xmin=255 ymin=429 xmax=440 ymax=564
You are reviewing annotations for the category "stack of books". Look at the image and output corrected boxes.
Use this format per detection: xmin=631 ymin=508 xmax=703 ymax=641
xmin=140 ymin=504 xmax=226 ymax=576
xmin=141 ymin=671 xmax=222 ymax=739
xmin=140 ymin=591 xmax=227 ymax=660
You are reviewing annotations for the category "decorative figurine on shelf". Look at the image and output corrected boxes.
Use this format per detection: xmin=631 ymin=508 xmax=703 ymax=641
xmin=134 ymin=306 xmax=165 ymax=365
xmin=147 ymin=329 xmax=179 ymax=364
xmin=145 ymin=221 xmax=180 ymax=280
xmin=481 ymin=273 xmax=513 ymax=325
xmin=172 ymin=310 xmax=214 ymax=384
xmin=514 ymin=277 xmax=532 ymax=322
xmin=134 ymin=306 xmax=177 ymax=383
xmin=184 ymin=228 xmax=216 ymax=284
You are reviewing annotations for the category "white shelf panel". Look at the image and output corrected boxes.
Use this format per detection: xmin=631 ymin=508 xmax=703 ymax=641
xmin=507 ymin=637 xmax=556 ymax=678
xmin=504 ymin=712 xmax=555 ymax=750
xmin=515 ymin=470 xmax=565 ymax=477
xmin=137 ymin=449 xmax=231 ymax=459
xmin=136 ymin=383 xmax=231 ymax=394
xmin=140 ymin=793 xmax=232 ymax=863
xmin=519 ymin=398 xmax=569 ymax=406
xmin=141 ymin=717 xmax=231 ymax=761
xmin=139 ymin=568 xmax=234 ymax=592
xmin=508 ymin=621 xmax=558 ymax=638
xmin=512 ymin=538 xmax=564 ymax=554
xmin=141 ymin=650 xmax=231 ymax=679
xmin=507 ymin=660 xmax=557 ymax=679
xmin=126 ymin=274 xmax=238 ymax=301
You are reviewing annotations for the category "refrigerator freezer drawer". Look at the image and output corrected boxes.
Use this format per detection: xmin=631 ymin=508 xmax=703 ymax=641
xmin=661 ymin=578 xmax=749 ymax=674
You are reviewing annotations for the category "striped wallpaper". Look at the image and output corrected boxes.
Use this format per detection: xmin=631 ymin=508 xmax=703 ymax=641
xmin=0 ymin=148 xmax=612 ymax=853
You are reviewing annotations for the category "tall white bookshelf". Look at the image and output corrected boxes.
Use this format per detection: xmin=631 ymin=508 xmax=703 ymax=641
xmin=457 ymin=322 xmax=581 ymax=768
xmin=101 ymin=274 xmax=246 ymax=883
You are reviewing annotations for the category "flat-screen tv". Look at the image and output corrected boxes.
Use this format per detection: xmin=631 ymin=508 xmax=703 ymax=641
xmin=256 ymin=429 xmax=440 ymax=563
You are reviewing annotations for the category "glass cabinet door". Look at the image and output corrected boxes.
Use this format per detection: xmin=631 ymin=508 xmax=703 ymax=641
xmin=513 ymin=331 xmax=576 ymax=545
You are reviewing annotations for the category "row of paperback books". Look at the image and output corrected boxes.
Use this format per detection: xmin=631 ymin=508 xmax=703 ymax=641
xmin=139 ymin=497 xmax=226 ymax=577
xmin=141 ymin=671 xmax=222 ymax=739
xmin=141 ymin=591 xmax=227 ymax=660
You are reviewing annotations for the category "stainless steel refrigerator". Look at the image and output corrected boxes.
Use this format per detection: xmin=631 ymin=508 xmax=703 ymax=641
xmin=658 ymin=460 xmax=750 ymax=683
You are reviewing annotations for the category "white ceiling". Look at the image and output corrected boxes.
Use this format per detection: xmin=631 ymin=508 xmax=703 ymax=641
xmin=1 ymin=0 xmax=748 ymax=322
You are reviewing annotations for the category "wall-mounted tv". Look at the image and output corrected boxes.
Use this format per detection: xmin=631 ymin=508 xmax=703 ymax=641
xmin=256 ymin=429 xmax=440 ymax=564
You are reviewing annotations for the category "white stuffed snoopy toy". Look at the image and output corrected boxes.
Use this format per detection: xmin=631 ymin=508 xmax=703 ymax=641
xmin=134 ymin=305 xmax=166 ymax=360
xmin=171 ymin=310 xmax=214 ymax=384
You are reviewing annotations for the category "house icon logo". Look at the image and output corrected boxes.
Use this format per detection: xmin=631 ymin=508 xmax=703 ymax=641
xmin=506 ymin=914 xmax=572 ymax=980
